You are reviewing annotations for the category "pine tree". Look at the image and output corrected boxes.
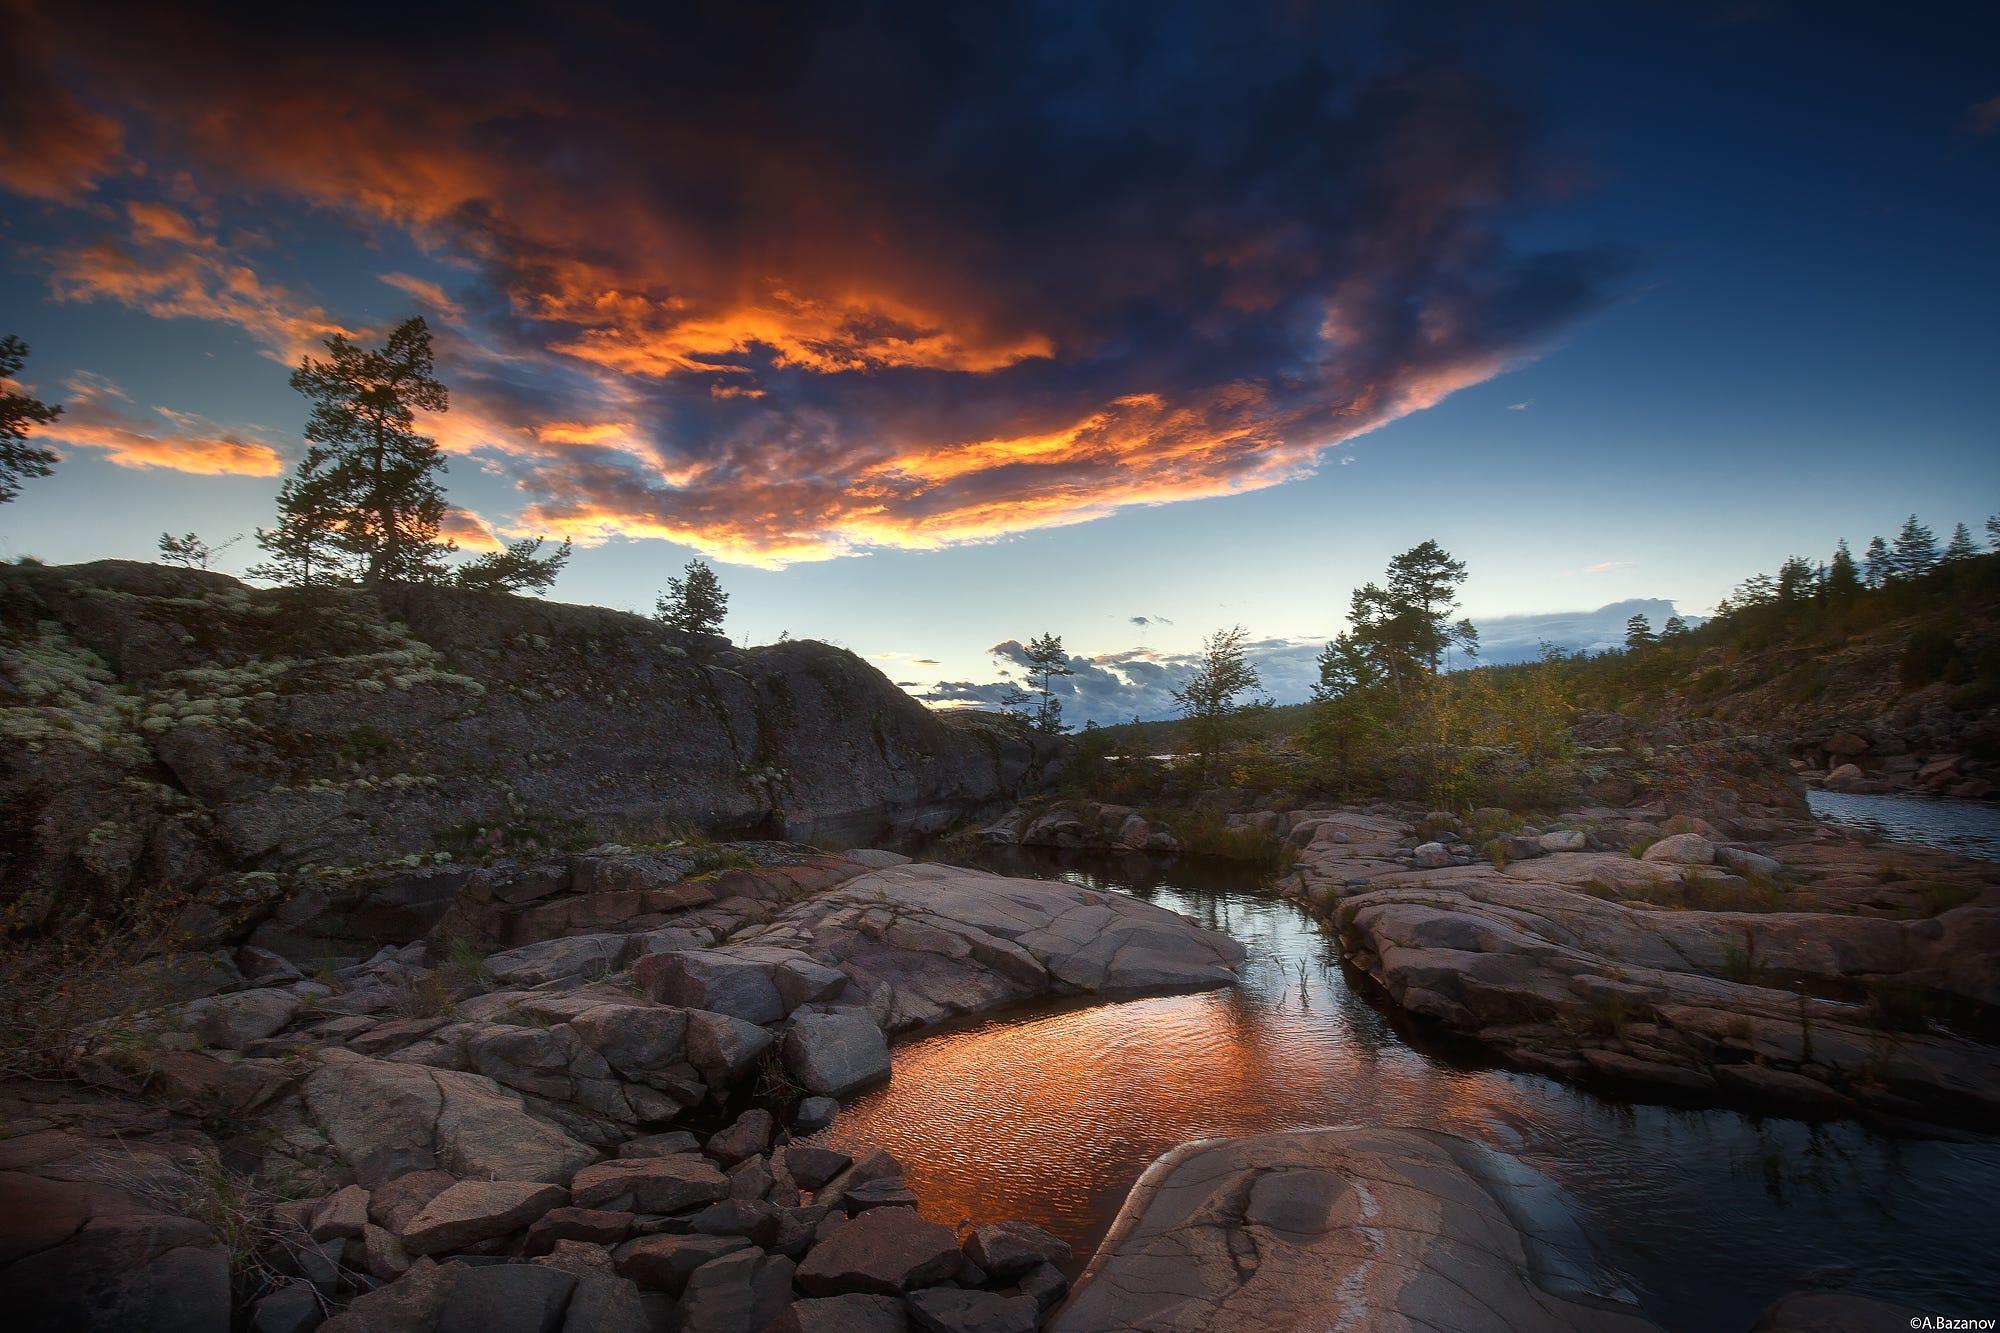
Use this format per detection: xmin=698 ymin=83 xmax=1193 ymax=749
xmin=1942 ymin=523 xmax=1979 ymax=563
xmin=455 ymin=537 xmax=573 ymax=595
xmin=158 ymin=531 xmax=241 ymax=570
xmin=250 ymin=462 xmax=354 ymax=586
xmin=1988 ymin=514 xmax=1999 ymax=551
xmin=1661 ymin=615 xmax=1690 ymax=639
xmin=656 ymin=558 xmax=729 ymax=635
xmin=1021 ymin=633 xmax=1073 ymax=734
xmin=1775 ymin=556 xmax=1818 ymax=604
xmin=1890 ymin=514 xmax=1938 ymax=579
xmin=0 ymin=336 xmax=62 ymax=504
xmin=1311 ymin=632 xmax=1380 ymax=700
xmin=1863 ymin=535 xmax=1891 ymax=587
xmin=289 ymin=317 xmax=453 ymax=585
xmin=1825 ymin=540 xmax=1861 ymax=604
xmin=1624 ymin=613 xmax=1656 ymax=651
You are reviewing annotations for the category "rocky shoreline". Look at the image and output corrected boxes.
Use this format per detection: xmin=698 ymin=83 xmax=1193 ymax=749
xmin=0 ymin=850 xmax=1243 ymax=1331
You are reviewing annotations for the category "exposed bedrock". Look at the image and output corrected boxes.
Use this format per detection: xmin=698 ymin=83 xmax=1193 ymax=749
xmin=1052 ymin=1126 xmax=1659 ymax=1333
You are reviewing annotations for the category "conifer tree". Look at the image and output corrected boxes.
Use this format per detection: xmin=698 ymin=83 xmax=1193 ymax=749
xmin=1891 ymin=514 xmax=1938 ymax=578
xmin=1173 ymin=625 xmax=1268 ymax=780
xmin=0 ymin=336 xmax=61 ymax=505
xmin=250 ymin=462 xmax=354 ymax=586
xmin=1021 ymin=633 xmax=1073 ymax=734
xmin=1942 ymin=523 xmax=1979 ymax=563
xmin=455 ymin=537 xmax=573 ymax=594
xmin=656 ymin=558 xmax=729 ymax=635
xmin=1661 ymin=615 xmax=1690 ymax=639
xmin=1862 ymin=535 xmax=1891 ymax=587
xmin=286 ymin=317 xmax=454 ymax=585
xmin=1825 ymin=539 xmax=1861 ymax=603
xmin=1624 ymin=613 xmax=1656 ymax=650
xmin=158 ymin=531 xmax=241 ymax=570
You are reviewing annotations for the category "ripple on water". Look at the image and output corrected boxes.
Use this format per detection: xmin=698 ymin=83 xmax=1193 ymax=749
xmin=818 ymin=853 xmax=2000 ymax=1331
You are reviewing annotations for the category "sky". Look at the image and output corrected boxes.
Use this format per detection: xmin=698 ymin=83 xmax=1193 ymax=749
xmin=2 ymin=1 xmax=1996 ymax=722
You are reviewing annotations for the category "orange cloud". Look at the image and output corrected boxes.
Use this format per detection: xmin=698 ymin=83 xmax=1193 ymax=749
xmin=438 ymin=506 xmax=507 ymax=552
xmin=47 ymin=203 xmax=348 ymax=361
xmin=35 ymin=373 xmax=284 ymax=477
xmin=380 ymin=271 xmax=465 ymax=324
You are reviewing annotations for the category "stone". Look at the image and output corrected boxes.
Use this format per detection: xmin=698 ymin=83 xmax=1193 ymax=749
xmin=1052 ymin=1128 xmax=1657 ymax=1332
xmin=402 ymin=1181 xmax=570 ymax=1255
xmin=687 ymin=1198 xmax=782 ymax=1246
xmin=319 ymin=1256 xmax=461 ymax=1332
xmin=816 ymin=1148 xmax=905 ymax=1212
xmin=613 ymin=1233 xmax=751 ymax=1293
xmin=435 ymin=1263 xmax=575 ymax=1333
xmin=705 ymin=1108 xmax=774 ymax=1165
xmin=369 ymin=1170 xmax=458 ymax=1233
xmin=1825 ymin=762 xmax=1867 ymax=789
xmin=684 ymin=1009 xmax=775 ymax=1087
xmin=570 ymin=1155 xmax=729 ymax=1213
xmin=358 ymin=1223 xmax=413 ymax=1280
xmin=561 ymin=1272 xmax=650 ymax=1333
xmin=567 ymin=1005 xmax=689 ymax=1085
xmin=484 ymin=935 xmax=630 ymax=988
xmin=251 ymin=1281 xmax=322 ymax=1333
xmin=727 ymin=1154 xmax=774 ymax=1201
xmin=1716 ymin=845 xmax=1781 ymax=878
xmin=675 ymin=1247 xmax=796 ymax=1332
xmin=0 ymin=1171 xmax=232 ymax=1333
xmin=238 ymin=945 xmax=305 ymax=984
xmin=907 ymin=1287 xmax=1041 ymax=1333
xmin=841 ymin=1178 xmax=919 ymax=1211
xmin=770 ymin=1293 xmax=911 ymax=1332
xmin=526 ymin=1207 xmax=633 ymax=1254
xmin=793 ymin=1097 xmax=839 ymax=1133
xmin=782 ymin=1012 xmax=892 ymax=1098
xmin=1641 ymin=833 xmax=1715 ymax=865
xmin=794 ymin=1206 xmax=962 ymax=1297
xmin=783 ymin=1144 xmax=852 ymax=1190
xmin=617 ymin=1131 xmax=701 ymax=1159
xmin=1016 ymin=1261 xmax=1068 ymax=1311
xmin=1412 ymin=841 xmax=1451 ymax=869
xmin=303 ymin=1051 xmax=595 ymax=1188
xmin=310 ymin=1184 xmax=370 ymax=1242
xmin=771 ymin=954 xmax=852 ymax=1012
xmin=964 ymin=1220 xmax=1070 ymax=1278
xmin=638 ymin=951 xmax=785 ymax=1024
xmin=186 ymin=987 xmax=300 ymax=1048
xmin=1539 ymin=830 xmax=1588 ymax=853
xmin=535 ymin=1240 xmax=616 ymax=1279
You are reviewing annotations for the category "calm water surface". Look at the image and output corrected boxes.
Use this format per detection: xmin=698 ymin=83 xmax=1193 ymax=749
xmin=823 ymin=849 xmax=2000 ymax=1332
xmin=1808 ymin=788 xmax=2000 ymax=861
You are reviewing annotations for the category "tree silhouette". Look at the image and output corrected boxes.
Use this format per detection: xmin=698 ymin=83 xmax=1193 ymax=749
xmin=1891 ymin=514 xmax=1938 ymax=579
xmin=1021 ymin=633 xmax=1073 ymax=734
xmin=0 ymin=336 xmax=62 ymax=505
xmin=1624 ymin=614 xmax=1656 ymax=650
xmin=286 ymin=317 xmax=453 ymax=585
xmin=656 ymin=559 xmax=729 ymax=635
xmin=455 ymin=537 xmax=573 ymax=595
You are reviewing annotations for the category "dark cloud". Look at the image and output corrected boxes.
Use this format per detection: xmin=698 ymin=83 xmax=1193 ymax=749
xmin=12 ymin=1 xmax=1618 ymax=564
xmin=1129 ymin=615 xmax=1174 ymax=627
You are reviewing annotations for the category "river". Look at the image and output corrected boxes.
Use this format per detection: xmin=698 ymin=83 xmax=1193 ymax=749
xmin=820 ymin=846 xmax=2000 ymax=1331
xmin=1808 ymin=788 xmax=2000 ymax=862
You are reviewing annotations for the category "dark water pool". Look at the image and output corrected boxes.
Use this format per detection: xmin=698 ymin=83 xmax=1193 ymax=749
xmin=1808 ymin=788 xmax=2000 ymax=862
xmin=821 ymin=849 xmax=2000 ymax=1331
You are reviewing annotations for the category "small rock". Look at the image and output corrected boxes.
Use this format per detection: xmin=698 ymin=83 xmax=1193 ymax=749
xmin=1716 ymin=845 xmax=1781 ymax=878
xmin=639 ymin=952 xmax=784 ymax=1024
xmin=793 ymin=1097 xmax=839 ymax=1133
xmin=1537 ymin=830 xmax=1587 ymax=853
xmin=536 ymin=1239 xmax=616 ymax=1278
xmin=358 ymin=1223 xmax=414 ymax=1281
xmin=189 ymin=988 xmax=300 ymax=1049
xmin=905 ymin=1287 xmax=1040 ymax=1333
xmin=370 ymin=1170 xmax=458 ymax=1233
xmin=436 ymin=1263 xmax=575 ymax=1333
xmin=705 ymin=1108 xmax=774 ymax=1165
xmin=570 ymin=1155 xmax=729 ymax=1213
xmin=783 ymin=1144 xmax=852 ymax=1190
xmin=842 ymin=1178 xmax=919 ymax=1212
xmin=250 ymin=1281 xmax=323 ymax=1333
xmin=684 ymin=1010 xmax=775 ymax=1087
xmin=772 ymin=1293 xmax=911 ymax=1332
xmin=310 ymin=1185 xmax=371 ymax=1242
xmin=617 ymin=1131 xmax=701 ymax=1159
xmin=728 ymin=1155 xmax=774 ymax=1201
xmin=794 ymin=1206 xmax=961 ymax=1297
xmin=1412 ymin=842 xmax=1451 ymax=870
xmin=401 ymin=1181 xmax=570 ymax=1256
xmin=1641 ymin=833 xmax=1715 ymax=865
xmin=675 ymin=1247 xmax=797 ymax=1332
xmin=964 ymin=1221 xmax=1071 ymax=1278
xmin=613 ymin=1234 xmax=751 ymax=1293
xmin=687 ymin=1198 xmax=781 ymax=1246
xmin=526 ymin=1207 xmax=633 ymax=1254
xmin=781 ymin=1012 xmax=892 ymax=1098
xmin=560 ymin=1272 xmax=649 ymax=1333
xmin=1016 ymin=1261 xmax=1068 ymax=1311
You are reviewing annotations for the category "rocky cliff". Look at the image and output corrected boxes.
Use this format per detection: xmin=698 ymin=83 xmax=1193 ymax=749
xmin=0 ymin=561 xmax=1060 ymax=925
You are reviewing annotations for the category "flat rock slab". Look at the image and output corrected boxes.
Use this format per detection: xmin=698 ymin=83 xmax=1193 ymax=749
xmin=1053 ymin=1127 xmax=1659 ymax=1333
xmin=719 ymin=864 xmax=1247 ymax=1032
xmin=794 ymin=1205 xmax=962 ymax=1296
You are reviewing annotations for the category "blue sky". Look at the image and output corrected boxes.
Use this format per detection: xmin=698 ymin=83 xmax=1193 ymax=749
xmin=2 ymin=2 xmax=1995 ymax=720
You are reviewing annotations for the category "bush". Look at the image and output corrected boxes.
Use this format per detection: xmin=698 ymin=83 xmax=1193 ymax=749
xmin=1168 ymin=809 xmax=1291 ymax=869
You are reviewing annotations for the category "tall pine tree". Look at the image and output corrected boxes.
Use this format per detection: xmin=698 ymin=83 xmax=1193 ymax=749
xmin=1891 ymin=514 xmax=1938 ymax=579
xmin=0 ymin=336 xmax=62 ymax=505
xmin=285 ymin=317 xmax=454 ymax=585
xmin=656 ymin=559 xmax=729 ymax=635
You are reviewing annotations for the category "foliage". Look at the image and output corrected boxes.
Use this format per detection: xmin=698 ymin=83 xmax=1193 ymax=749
xmin=656 ymin=558 xmax=729 ymax=635
xmin=1021 ymin=632 xmax=1072 ymax=734
xmin=0 ymin=335 xmax=62 ymax=504
xmin=158 ymin=531 xmax=242 ymax=570
xmin=1171 ymin=625 xmax=1269 ymax=780
xmin=454 ymin=536 xmax=573 ymax=595
xmin=1167 ymin=808 xmax=1291 ymax=868
xmin=273 ymin=317 xmax=455 ymax=586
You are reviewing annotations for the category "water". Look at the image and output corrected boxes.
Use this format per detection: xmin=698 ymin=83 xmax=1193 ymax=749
xmin=1808 ymin=788 xmax=2000 ymax=861
xmin=822 ymin=849 xmax=2000 ymax=1331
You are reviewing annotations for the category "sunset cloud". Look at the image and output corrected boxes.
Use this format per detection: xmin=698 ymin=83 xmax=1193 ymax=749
xmin=34 ymin=373 xmax=284 ymax=477
xmin=5 ymin=4 xmax=1618 ymax=564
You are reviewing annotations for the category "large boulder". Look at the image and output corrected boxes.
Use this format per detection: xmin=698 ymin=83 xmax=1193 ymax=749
xmin=781 ymin=1012 xmax=892 ymax=1097
xmin=675 ymin=1247 xmax=796 ymax=1332
xmin=302 ymin=1050 xmax=595 ymax=1187
xmin=637 ymin=951 xmax=786 ymax=1024
xmin=1053 ymin=1128 xmax=1657 ymax=1332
